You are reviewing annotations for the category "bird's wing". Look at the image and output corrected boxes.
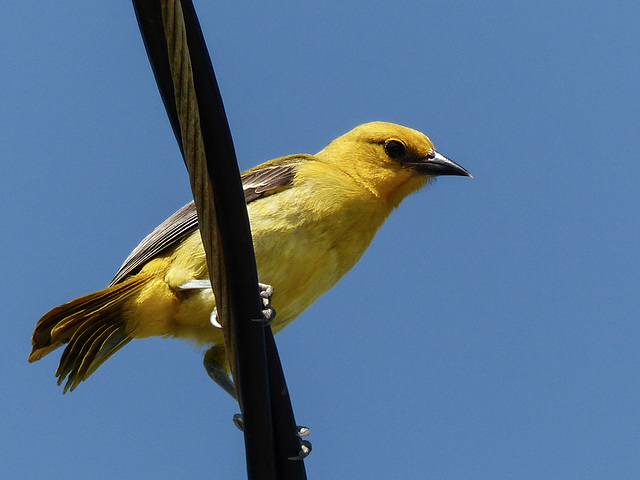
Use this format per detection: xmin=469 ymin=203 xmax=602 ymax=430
xmin=108 ymin=155 xmax=312 ymax=285
xmin=241 ymin=155 xmax=311 ymax=203
xmin=108 ymin=201 xmax=198 ymax=286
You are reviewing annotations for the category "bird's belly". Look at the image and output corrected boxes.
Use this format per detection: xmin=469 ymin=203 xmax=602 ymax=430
xmin=165 ymin=190 xmax=376 ymax=345
xmin=249 ymin=202 xmax=373 ymax=332
xmin=165 ymin=236 xmax=339 ymax=346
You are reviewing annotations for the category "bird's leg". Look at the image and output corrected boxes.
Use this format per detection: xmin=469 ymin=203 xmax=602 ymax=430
xmin=182 ymin=282 xmax=275 ymax=399
xmin=203 ymin=345 xmax=237 ymax=399
xmin=199 ymin=282 xmax=309 ymax=455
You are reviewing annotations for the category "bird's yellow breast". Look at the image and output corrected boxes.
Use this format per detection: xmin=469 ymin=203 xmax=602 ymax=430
xmin=248 ymin=163 xmax=393 ymax=332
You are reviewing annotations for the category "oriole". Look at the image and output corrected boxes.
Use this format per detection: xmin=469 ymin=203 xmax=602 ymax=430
xmin=29 ymin=122 xmax=470 ymax=393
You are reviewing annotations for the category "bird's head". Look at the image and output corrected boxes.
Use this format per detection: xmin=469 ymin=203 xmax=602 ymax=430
xmin=315 ymin=122 xmax=471 ymax=208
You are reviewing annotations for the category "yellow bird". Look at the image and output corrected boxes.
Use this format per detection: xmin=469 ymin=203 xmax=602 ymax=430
xmin=29 ymin=121 xmax=470 ymax=394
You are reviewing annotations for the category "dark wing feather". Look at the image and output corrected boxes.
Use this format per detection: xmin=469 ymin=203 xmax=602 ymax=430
xmin=241 ymin=155 xmax=311 ymax=203
xmin=108 ymin=155 xmax=312 ymax=285
xmin=108 ymin=202 xmax=198 ymax=286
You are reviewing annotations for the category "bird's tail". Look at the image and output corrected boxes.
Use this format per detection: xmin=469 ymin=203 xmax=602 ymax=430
xmin=29 ymin=276 xmax=147 ymax=393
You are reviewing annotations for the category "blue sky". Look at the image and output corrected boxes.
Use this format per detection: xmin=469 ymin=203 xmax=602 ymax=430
xmin=2 ymin=1 xmax=639 ymax=478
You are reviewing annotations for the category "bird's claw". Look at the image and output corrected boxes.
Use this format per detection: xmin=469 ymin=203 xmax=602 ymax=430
xmin=259 ymin=282 xmax=274 ymax=300
xmin=233 ymin=413 xmax=244 ymax=431
xmin=252 ymin=282 xmax=275 ymax=324
xmin=210 ymin=307 xmax=222 ymax=329
xmin=206 ymin=282 xmax=275 ymax=328
xmin=233 ymin=414 xmax=312 ymax=459
xmin=289 ymin=425 xmax=312 ymax=459
xmin=288 ymin=440 xmax=312 ymax=460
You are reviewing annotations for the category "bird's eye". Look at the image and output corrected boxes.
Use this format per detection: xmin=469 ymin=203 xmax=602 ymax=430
xmin=384 ymin=140 xmax=406 ymax=159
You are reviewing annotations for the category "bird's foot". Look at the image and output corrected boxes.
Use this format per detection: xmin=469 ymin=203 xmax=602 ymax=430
xmin=254 ymin=282 xmax=276 ymax=324
xmin=177 ymin=280 xmax=275 ymax=328
xmin=232 ymin=414 xmax=311 ymax=459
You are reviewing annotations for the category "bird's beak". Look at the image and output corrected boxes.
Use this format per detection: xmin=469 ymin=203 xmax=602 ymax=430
xmin=409 ymin=150 xmax=472 ymax=178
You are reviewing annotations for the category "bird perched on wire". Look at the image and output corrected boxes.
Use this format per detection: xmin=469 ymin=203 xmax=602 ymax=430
xmin=29 ymin=121 xmax=471 ymax=395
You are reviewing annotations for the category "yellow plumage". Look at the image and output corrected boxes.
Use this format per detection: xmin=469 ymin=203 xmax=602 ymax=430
xmin=29 ymin=121 xmax=470 ymax=392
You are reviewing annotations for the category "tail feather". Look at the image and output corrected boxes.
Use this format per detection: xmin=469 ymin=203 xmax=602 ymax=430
xmin=56 ymin=314 xmax=128 ymax=393
xmin=29 ymin=277 xmax=145 ymax=392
